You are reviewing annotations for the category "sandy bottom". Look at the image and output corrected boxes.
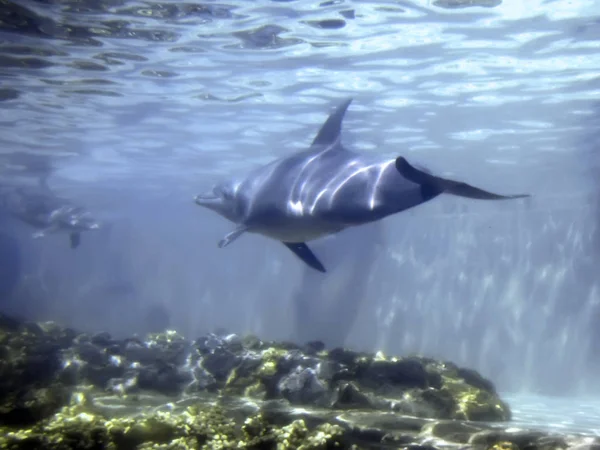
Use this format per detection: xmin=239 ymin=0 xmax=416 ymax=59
xmin=502 ymin=393 xmax=600 ymax=436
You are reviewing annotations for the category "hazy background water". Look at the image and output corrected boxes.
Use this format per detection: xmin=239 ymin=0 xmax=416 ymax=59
xmin=1 ymin=0 xmax=600 ymax=429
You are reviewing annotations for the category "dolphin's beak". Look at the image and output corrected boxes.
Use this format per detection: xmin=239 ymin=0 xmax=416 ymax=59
xmin=194 ymin=193 xmax=221 ymax=208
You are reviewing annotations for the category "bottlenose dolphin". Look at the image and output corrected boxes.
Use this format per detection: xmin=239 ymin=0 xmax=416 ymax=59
xmin=195 ymin=98 xmax=529 ymax=273
xmin=0 ymin=181 xmax=100 ymax=249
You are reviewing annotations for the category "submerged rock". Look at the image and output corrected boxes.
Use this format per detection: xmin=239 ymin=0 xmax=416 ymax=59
xmin=0 ymin=312 xmax=595 ymax=450
xmin=0 ymin=319 xmax=76 ymax=426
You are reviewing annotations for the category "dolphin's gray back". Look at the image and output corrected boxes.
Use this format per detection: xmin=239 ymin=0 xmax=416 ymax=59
xmin=239 ymin=144 xmax=426 ymax=231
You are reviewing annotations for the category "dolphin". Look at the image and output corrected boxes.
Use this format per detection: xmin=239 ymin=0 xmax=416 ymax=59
xmin=194 ymin=98 xmax=530 ymax=273
xmin=0 ymin=181 xmax=100 ymax=249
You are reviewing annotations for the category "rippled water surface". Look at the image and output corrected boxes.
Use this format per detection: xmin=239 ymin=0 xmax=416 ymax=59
xmin=1 ymin=0 xmax=599 ymax=198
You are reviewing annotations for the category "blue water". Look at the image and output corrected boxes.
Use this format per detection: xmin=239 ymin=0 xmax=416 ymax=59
xmin=1 ymin=0 xmax=600 ymax=432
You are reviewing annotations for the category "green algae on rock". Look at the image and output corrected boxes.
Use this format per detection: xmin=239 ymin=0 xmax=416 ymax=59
xmin=0 ymin=400 xmax=346 ymax=450
xmin=0 ymin=313 xmax=599 ymax=450
xmin=0 ymin=312 xmax=511 ymax=427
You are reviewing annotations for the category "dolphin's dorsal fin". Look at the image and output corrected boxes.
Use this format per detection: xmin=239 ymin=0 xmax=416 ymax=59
xmin=310 ymin=98 xmax=353 ymax=148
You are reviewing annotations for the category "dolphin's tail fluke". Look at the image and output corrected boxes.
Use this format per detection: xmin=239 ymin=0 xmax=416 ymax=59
xmin=395 ymin=156 xmax=530 ymax=200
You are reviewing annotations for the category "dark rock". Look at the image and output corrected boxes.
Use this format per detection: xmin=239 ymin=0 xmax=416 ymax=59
xmin=278 ymin=366 xmax=328 ymax=405
xmin=122 ymin=336 xmax=145 ymax=347
xmin=328 ymin=347 xmax=360 ymax=366
xmin=40 ymin=323 xmax=78 ymax=349
xmin=364 ymin=358 xmax=429 ymax=389
xmin=137 ymin=362 xmax=193 ymax=396
xmin=201 ymin=347 xmax=240 ymax=381
xmin=278 ymin=349 xmax=310 ymax=373
xmin=303 ymin=340 xmax=325 ymax=355
xmin=91 ymin=331 xmax=113 ymax=347
xmin=187 ymin=365 xmax=218 ymax=392
xmin=457 ymin=367 xmax=497 ymax=394
xmin=331 ymin=381 xmax=373 ymax=409
xmin=122 ymin=339 xmax=156 ymax=363
xmin=105 ymin=344 xmax=122 ymax=355
xmin=195 ymin=333 xmax=224 ymax=354
xmin=80 ymin=360 xmax=125 ymax=389
xmin=222 ymin=333 xmax=244 ymax=353
xmin=230 ymin=353 xmax=263 ymax=379
xmin=144 ymin=331 xmax=192 ymax=367
xmin=315 ymin=359 xmax=340 ymax=381
xmin=391 ymin=388 xmax=455 ymax=418
xmin=76 ymin=341 xmax=109 ymax=366
xmin=241 ymin=334 xmax=262 ymax=350
xmin=73 ymin=333 xmax=92 ymax=345
xmin=58 ymin=359 xmax=81 ymax=386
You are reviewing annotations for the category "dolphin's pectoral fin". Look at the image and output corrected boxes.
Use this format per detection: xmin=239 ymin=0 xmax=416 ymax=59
xmin=69 ymin=232 xmax=81 ymax=249
xmin=283 ymin=242 xmax=327 ymax=273
xmin=218 ymin=225 xmax=248 ymax=248
xmin=395 ymin=157 xmax=531 ymax=200
xmin=311 ymin=98 xmax=353 ymax=148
